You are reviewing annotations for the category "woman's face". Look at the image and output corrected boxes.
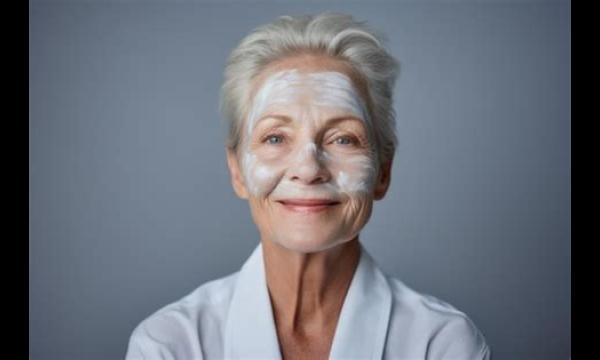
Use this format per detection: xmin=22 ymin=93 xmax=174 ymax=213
xmin=227 ymin=55 xmax=392 ymax=253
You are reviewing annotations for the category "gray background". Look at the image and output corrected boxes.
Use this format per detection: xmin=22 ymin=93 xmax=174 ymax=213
xmin=29 ymin=1 xmax=570 ymax=359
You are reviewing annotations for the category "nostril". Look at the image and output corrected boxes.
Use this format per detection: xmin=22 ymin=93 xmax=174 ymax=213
xmin=288 ymin=165 xmax=331 ymax=184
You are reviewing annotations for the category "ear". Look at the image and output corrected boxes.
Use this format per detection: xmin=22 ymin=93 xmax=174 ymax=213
xmin=373 ymin=158 xmax=393 ymax=201
xmin=226 ymin=147 xmax=249 ymax=200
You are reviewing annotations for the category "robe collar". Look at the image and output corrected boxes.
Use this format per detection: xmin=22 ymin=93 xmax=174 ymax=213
xmin=223 ymin=241 xmax=392 ymax=359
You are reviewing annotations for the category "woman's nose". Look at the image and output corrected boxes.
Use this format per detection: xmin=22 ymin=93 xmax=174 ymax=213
xmin=288 ymin=143 xmax=331 ymax=185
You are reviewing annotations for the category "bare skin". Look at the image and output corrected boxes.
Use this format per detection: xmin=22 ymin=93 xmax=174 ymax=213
xmin=262 ymin=235 xmax=361 ymax=359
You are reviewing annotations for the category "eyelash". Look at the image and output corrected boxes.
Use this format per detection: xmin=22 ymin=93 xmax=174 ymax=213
xmin=261 ymin=133 xmax=360 ymax=147
xmin=332 ymin=135 xmax=358 ymax=146
xmin=262 ymin=134 xmax=286 ymax=145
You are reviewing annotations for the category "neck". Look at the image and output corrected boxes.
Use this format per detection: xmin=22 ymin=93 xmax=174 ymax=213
xmin=261 ymin=237 xmax=361 ymax=337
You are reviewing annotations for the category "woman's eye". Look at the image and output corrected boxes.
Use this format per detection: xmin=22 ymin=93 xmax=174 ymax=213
xmin=333 ymin=136 xmax=356 ymax=146
xmin=264 ymin=134 xmax=284 ymax=145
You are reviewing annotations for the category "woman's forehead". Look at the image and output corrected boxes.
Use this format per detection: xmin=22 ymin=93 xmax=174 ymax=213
xmin=249 ymin=54 xmax=370 ymax=105
xmin=258 ymin=71 xmax=364 ymax=109
xmin=247 ymin=71 xmax=370 ymax=134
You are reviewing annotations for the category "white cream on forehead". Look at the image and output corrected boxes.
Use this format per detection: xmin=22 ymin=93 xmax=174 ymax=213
xmin=245 ymin=70 xmax=371 ymax=135
xmin=241 ymin=69 xmax=378 ymax=198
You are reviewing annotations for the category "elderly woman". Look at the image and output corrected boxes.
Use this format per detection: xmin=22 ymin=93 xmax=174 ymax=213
xmin=126 ymin=13 xmax=490 ymax=360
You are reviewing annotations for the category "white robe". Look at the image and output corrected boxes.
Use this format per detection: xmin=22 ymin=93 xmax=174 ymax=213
xmin=126 ymin=242 xmax=491 ymax=359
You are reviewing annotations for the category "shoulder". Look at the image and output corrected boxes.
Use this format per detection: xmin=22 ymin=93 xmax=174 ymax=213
xmin=385 ymin=276 xmax=491 ymax=360
xmin=125 ymin=272 xmax=239 ymax=360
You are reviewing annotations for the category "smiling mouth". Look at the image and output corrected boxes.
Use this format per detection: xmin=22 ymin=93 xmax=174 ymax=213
xmin=276 ymin=198 xmax=341 ymax=213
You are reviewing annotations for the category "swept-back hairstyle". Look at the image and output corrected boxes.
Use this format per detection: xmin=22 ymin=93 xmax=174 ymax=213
xmin=219 ymin=12 xmax=400 ymax=164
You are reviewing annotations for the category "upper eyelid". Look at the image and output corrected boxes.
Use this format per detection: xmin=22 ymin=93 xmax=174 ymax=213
xmin=253 ymin=116 xmax=367 ymax=141
xmin=256 ymin=125 xmax=291 ymax=138
xmin=336 ymin=135 xmax=357 ymax=141
xmin=254 ymin=114 xmax=363 ymax=128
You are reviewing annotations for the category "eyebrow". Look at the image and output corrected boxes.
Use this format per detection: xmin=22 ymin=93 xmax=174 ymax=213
xmin=253 ymin=114 xmax=364 ymax=130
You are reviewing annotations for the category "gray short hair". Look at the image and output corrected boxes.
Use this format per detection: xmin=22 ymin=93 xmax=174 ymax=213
xmin=219 ymin=12 xmax=400 ymax=164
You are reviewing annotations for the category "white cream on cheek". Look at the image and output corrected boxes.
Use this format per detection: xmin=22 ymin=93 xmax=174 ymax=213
xmin=241 ymin=69 xmax=378 ymax=198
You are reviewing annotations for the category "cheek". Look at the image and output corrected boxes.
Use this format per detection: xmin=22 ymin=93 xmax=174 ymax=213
xmin=242 ymin=152 xmax=286 ymax=196
xmin=329 ymin=154 xmax=378 ymax=194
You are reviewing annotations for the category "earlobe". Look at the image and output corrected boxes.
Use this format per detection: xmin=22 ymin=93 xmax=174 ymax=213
xmin=225 ymin=148 xmax=249 ymax=200
xmin=373 ymin=160 xmax=392 ymax=201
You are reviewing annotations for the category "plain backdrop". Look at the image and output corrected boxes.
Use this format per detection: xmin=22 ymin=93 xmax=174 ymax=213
xmin=29 ymin=1 xmax=570 ymax=359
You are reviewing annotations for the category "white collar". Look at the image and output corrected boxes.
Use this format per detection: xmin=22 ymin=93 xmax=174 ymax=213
xmin=223 ymin=242 xmax=393 ymax=359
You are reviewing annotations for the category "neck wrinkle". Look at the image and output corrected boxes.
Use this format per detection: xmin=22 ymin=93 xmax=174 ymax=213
xmin=262 ymin=237 xmax=361 ymax=336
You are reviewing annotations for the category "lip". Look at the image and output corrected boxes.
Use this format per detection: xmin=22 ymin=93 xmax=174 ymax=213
xmin=276 ymin=198 xmax=341 ymax=213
